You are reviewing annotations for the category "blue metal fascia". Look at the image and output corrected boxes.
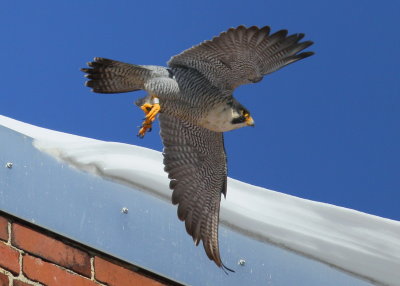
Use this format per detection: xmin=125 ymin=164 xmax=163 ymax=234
xmin=0 ymin=125 xmax=374 ymax=286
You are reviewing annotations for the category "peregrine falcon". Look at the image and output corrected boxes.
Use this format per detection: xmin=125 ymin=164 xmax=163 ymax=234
xmin=82 ymin=25 xmax=313 ymax=271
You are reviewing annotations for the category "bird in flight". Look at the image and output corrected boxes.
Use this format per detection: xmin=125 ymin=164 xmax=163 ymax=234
xmin=82 ymin=25 xmax=313 ymax=272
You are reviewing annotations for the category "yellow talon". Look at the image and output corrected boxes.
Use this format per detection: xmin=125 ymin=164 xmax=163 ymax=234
xmin=137 ymin=100 xmax=161 ymax=138
xmin=145 ymin=103 xmax=160 ymax=122
xmin=140 ymin=103 xmax=153 ymax=115
xmin=138 ymin=123 xmax=152 ymax=138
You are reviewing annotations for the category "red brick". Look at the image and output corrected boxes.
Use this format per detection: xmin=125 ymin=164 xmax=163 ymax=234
xmin=13 ymin=280 xmax=35 ymax=286
xmin=0 ymin=216 xmax=8 ymax=241
xmin=0 ymin=242 xmax=20 ymax=275
xmin=0 ymin=272 xmax=9 ymax=286
xmin=23 ymin=254 xmax=98 ymax=286
xmin=12 ymin=224 xmax=91 ymax=277
xmin=94 ymin=256 xmax=165 ymax=286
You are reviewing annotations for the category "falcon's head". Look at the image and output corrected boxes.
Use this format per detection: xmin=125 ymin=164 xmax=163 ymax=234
xmin=230 ymin=100 xmax=255 ymax=129
xmin=198 ymin=99 xmax=254 ymax=132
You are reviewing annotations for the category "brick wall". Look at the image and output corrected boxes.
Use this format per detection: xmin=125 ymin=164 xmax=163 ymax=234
xmin=0 ymin=213 xmax=177 ymax=286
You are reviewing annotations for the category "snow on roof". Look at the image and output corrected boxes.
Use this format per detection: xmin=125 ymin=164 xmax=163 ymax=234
xmin=1 ymin=115 xmax=399 ymax=286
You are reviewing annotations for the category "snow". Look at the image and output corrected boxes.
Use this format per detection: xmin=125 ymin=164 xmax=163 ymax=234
xmin=1 ymin=115 xmax=399 ymax=286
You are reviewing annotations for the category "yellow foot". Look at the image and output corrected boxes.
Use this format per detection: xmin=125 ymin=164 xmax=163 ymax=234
xmin=138 ymin=123 xmax=152 ymax=138
xmin=137 ymin=102 xmax=161 ymax=138
xmin=140 ymin=103 xmax=153 ymax=115
xmin=146 ymin=103 xmax=160 ymax=121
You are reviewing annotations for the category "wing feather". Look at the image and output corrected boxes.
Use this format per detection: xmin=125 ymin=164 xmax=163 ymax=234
xmin=159 ymin=113 xmax=232 ymax=270
xmin=168 ymin=25 xmax=313 ymax=90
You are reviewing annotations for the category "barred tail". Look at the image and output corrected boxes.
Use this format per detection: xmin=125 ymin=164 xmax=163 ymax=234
xmin=81 ymin=57 xmax=152 ymax=94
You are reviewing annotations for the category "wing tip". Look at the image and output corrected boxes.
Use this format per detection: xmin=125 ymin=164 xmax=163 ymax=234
xmin=298 ymin=50 xmax=315 ymax=59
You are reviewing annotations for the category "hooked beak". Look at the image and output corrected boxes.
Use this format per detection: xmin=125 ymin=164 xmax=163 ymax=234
xmin=245 ymin=116 xmax=255 ymax=127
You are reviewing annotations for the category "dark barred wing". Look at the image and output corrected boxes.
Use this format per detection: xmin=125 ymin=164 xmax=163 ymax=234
xmin=168 ymin=25 xmax=313 ymax=90
xmin=159 ymin=113 xmax=232 ymax=271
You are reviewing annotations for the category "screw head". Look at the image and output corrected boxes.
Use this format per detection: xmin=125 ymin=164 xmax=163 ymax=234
xmin=6 ymin=162 xmax=13 ymax=169
xmin=121 ymin=207 xmax=129 ymax=214
xmin=238 ymin=259 xmax=246 ymax=266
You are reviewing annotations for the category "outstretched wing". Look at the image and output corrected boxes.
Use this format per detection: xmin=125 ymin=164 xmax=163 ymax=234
xmin=168 ymin=25 xmax=313 ymax=90
xmin=159 ymin=113 xmax=231 ymax=270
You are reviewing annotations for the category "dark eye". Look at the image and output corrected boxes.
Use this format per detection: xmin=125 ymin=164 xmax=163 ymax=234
xmin=242 ymin=109 xmax=251 ymax=119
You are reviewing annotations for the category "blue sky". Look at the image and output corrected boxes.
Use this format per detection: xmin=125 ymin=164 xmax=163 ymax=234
xmin=1 ymin=1 xmax=399 ymax=221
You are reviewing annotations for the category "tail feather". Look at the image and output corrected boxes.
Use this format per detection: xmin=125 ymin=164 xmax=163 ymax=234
xmin=81 ymin=57 xmax=152 ymax=94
